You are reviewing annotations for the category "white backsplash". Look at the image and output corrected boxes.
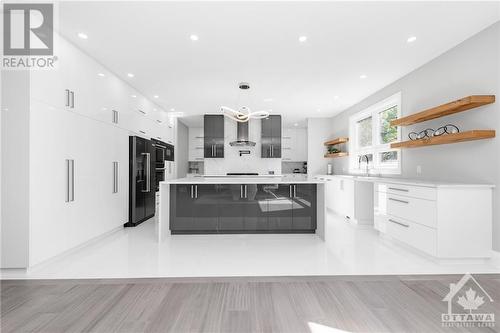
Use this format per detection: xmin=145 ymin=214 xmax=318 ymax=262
xmin=203 ymin=118 xmax=282 ymax=175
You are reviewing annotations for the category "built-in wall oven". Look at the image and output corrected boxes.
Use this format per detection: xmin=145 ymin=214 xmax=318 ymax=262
xmin=152 ymin=139 xmax=174 ymax=192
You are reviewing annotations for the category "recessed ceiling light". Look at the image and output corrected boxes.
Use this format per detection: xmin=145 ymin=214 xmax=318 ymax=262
xmin=294 ymin=123 xmax=299 ymax=127
xmin=190 ymin=34 xmax=199 ymax=41
xmin=298 ymin=36 xmax=307 ymax=43
xmin=407 ymin=36 xmax=417 ymax=43
xmin=127 ymin=73 xmax=134 ymax=78
xmin=317 ymin=108 xmax=321 ymax=112
xmin=170 ymin=108 xmax=175 ymax=112
xmin=131 ymin=94 xmax=136 ymax=98
xmin=78 ymin=32 xmax=88 ymax=39
xmin=334 ymin=95 xmax=339 ymax=100
xmin=153 ymin=95 xmax=159 ymax=99
xmin=153 ymin=108 xmax=157 ymax=111
xmin=101 ymin=107 xmax=107 ymax=111
xmin=97 ymin=73 xmax=105 ymax=77
xmin=360 ymin=74 xmax=367 ymax=79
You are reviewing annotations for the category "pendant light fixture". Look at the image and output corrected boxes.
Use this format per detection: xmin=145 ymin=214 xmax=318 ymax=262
xmin=220 ymin=82 xmax=270 ymax=122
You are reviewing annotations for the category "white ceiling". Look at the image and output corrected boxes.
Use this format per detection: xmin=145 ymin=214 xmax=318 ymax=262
xmin=58 ymin=1 xmax=500 ymax=127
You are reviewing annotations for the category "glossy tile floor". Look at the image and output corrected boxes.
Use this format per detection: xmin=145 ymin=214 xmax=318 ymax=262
xmin=2 ymin=211 xmax=500 ymax=279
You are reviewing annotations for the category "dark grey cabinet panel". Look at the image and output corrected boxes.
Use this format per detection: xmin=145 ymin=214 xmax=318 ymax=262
xmin=192 ymin=184 xmax=219 ymax=231
xmin=170 ymin=184 xmax=218 ymax=232
xmin=170 ymin=185 xmax=195 ymax=231
xmin=243 ymin=184 xmax=269 ymax=231
xmin=204 ymin=115 xmax=224 ymax=158
xmin=266 ymin=184 xmax=293 ymax=230
xmin=292 ymin=184 xmax=317 ymax=230
xmin=261 ymin=115 xmax=282 ymax=158
xmin=218 ymin=184 xmax=245 ymax=231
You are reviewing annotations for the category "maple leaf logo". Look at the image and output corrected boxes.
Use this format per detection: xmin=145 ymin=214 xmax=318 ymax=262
xmin=457 ymin=288 xmax=485 ymax=313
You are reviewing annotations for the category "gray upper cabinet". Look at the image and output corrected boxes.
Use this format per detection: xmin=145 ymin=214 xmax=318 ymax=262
xmin=261 ymin=115 xmax=282 ymax=158
xmin=204 ymin=115 xmax=225 ymax=158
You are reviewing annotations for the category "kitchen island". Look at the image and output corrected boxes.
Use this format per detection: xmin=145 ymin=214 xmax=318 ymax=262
xmin=157 ymin=176 xmax=326 ymax=241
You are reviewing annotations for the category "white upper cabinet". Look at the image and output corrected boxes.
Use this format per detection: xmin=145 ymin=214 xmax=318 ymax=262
xmin=30 ymin=34 xmax=169 ymax=143
xmin=282 ymin=128 xmax=307 ymax=161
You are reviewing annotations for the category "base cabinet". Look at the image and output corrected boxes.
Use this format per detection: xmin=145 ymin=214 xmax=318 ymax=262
xmin=170 ymin=183 xmax=316 ymax=234
xmin=375 ymin=182 xmax=492 ymax=258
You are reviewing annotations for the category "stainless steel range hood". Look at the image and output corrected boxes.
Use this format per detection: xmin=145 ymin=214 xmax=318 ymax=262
xmin=230 ymin=121 xmax=256 ymax=147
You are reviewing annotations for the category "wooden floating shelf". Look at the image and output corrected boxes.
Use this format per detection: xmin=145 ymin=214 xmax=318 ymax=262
xmin=324 ymin=137 xmax=349 ymax=146
xmin=324 ymin=152 xmax=349 ymax=158
xmin=390 ymin=130 xmax=495 ymax=149
xmin=391 ymin=95 xmax=495 ymax=126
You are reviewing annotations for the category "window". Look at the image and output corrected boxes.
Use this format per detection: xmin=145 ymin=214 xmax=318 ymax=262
xmin=349 ymin=92 xmax=401 ymax=174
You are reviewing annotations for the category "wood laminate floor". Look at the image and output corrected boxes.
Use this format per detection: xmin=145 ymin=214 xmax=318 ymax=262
xmin=2 ymin=275 xmax=500 ymax=333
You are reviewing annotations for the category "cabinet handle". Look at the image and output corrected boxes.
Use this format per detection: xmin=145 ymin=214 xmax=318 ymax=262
xmin=65 ymin=89 xmax=70 ymax=107
xmin=195 ymin=185 xmax=198 ymax=198
xmin=112 ymin=161 xmax=119 ymax=193
xmin=289 ymin=185 xmax=292 ymax=198
xmin=112 ymin=110 xmax=119 ymax=124
xmin=389 ymin=197 xmax=409 ymax=204
xmin=241 ymin=185 xmax=243 ymax=198
xmin=70 ymin=91 xmax=75 ymax=108
xmin=389 ymin=187 xmax=409 ymax=192
xmin=244 ymin=185 xmax=247 ymax=198
xmin=294 ymin=185 xmax=296 ymax=198
xmin=65 ymin=159 xmax=75 ymax=202
xmin=388 ymin=218 xmax=409 ymax=228
xmin=191 ymin=185 xmax=194 ymax=198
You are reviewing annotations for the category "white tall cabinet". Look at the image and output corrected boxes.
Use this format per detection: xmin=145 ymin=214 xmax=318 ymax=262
xmin=282 ymin=128 xmax=307 ymax=162
xmin=2 ymin=34 xmax=176 ymax=268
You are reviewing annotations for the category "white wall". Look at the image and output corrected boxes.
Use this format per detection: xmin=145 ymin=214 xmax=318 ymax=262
xmin=204 ymin=118 xmax=281 ymax=175
xmin=307 ymin=118 xmax=332 ymax=176
xmin=327 ymin=22 xmax=500 ymax=250
xmin=176 ymin=120 xmax=189 ymax=178
xmin=1 ymin=71 xmax=30 ymax=268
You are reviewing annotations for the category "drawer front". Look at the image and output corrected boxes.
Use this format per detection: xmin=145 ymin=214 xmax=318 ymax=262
xmin=376 ymin=183 xmax=437 ymax=201
xmin=386 ymin=216 xmax=437 ymax=256
xmin=387 ymin=193 xmax=437 ymax=228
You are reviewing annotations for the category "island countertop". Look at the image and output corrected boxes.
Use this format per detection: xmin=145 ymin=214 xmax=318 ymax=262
xmin=160 ymin=175 xmax=325 ymax=184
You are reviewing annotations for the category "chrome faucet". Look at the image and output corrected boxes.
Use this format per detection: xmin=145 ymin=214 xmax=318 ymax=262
xmin=358 ymin=155 xmax=370 ymax=176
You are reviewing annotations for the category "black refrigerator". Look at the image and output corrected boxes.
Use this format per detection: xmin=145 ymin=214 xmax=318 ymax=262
xmin=126 ymin=136 xmax=156 ymax=227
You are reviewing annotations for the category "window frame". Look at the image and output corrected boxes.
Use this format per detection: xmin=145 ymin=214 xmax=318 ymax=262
xmin=349 ymin=92 xmax=402 ymax=175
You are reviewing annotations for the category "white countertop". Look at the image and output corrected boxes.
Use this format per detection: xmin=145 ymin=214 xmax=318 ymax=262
xmin=161 ymin=175 xmax=324 ymax=184
xmin=314 ymin=174 xmax=495 ymax=188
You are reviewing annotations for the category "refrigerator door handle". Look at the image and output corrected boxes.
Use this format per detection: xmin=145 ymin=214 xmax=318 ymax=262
xmin=141 ymin=153 xmax=151 ymax=192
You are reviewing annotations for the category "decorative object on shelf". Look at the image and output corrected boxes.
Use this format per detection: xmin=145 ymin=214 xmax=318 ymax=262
xmin=434 ymin=124 xmax=460 ymax=136
xmin=220 ymin=82 xmax=270 ymax=122
xmin=324 ymin=137 xmax=349 ymax=158
xmin=408 ymin=124 xmax=460 ymax=141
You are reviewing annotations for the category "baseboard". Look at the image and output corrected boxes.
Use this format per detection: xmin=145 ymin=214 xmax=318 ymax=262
xmin=26 ymin=226 xmax=123 ymax=272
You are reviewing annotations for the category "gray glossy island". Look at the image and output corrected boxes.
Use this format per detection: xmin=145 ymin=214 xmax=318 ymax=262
xmin=157 ymin=176 xmax=326 ymax=241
